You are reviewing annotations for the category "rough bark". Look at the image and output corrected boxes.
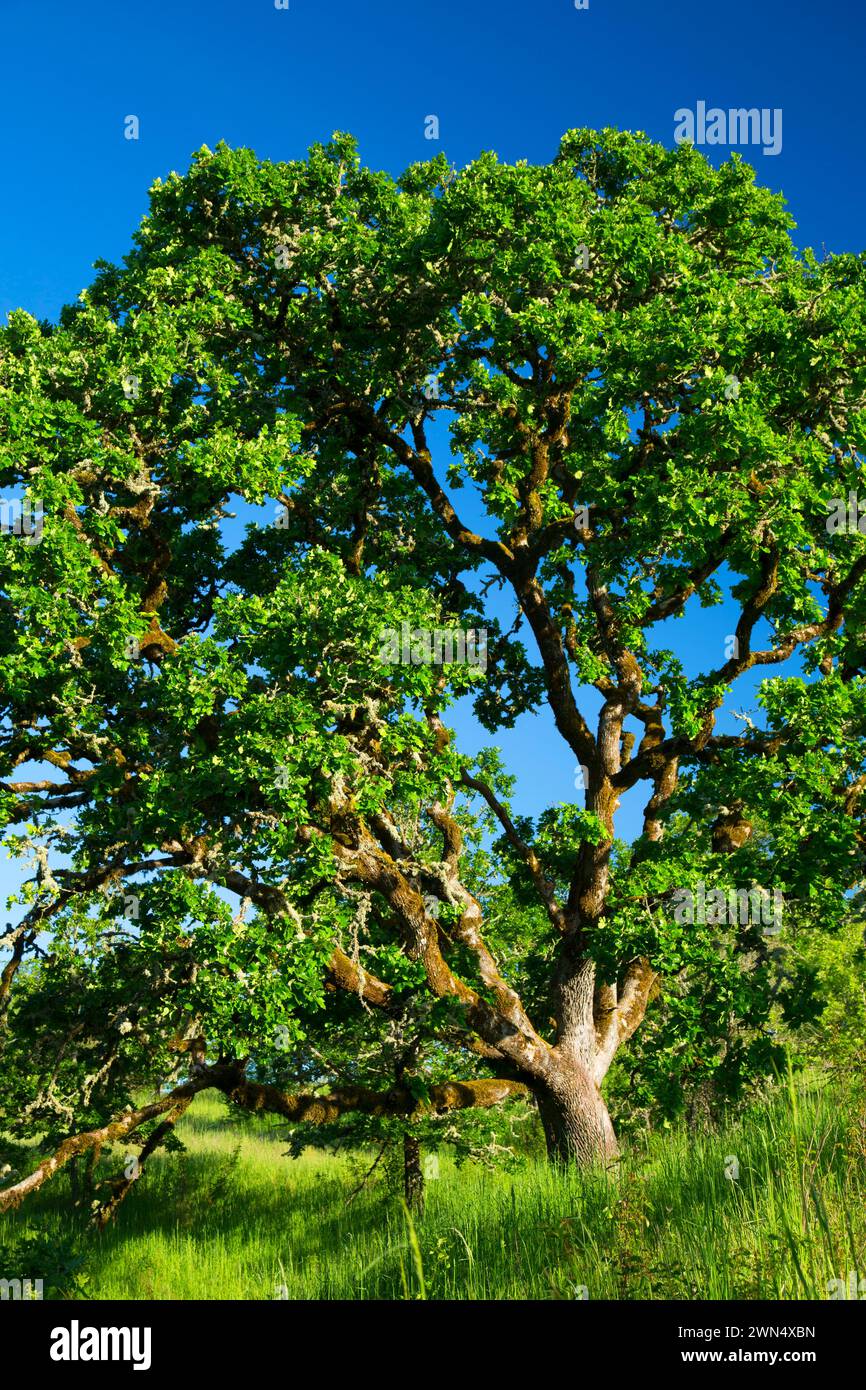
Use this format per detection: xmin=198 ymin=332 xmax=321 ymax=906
xmin=535 ymin=1061 xmax=619 ymax=1166
xmin=0 ymin=1068 xmax=529 ymax=1214
xmin=403 ymin=1133 xmax=424 ymax=1214
xmin=0 ymin=1077 xmax=208 ymax=1214
xmin=93 ymin=1100 xmax=191 ymax=1231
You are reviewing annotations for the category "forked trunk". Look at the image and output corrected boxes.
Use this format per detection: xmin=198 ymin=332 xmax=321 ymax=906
xmin=536 ymin=1065 xmax=619 ymax=1166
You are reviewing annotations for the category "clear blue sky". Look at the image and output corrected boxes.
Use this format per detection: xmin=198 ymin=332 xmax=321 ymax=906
xmin=1 ymin=0 xmax=863 ymax=888
xmin=2 ymin=0 xmax=864 ymax=324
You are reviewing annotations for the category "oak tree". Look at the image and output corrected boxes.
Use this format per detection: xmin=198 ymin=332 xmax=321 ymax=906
xmin=2 ymin=128 xmax=866 ymax=1201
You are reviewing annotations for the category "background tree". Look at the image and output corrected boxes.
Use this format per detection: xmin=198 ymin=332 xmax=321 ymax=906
xmin=2 ymin=128 xmax=866 ymax=1200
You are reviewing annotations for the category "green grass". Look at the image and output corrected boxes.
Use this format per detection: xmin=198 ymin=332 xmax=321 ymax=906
xmin=3 ymin=1077 xmax=865 ymax=1300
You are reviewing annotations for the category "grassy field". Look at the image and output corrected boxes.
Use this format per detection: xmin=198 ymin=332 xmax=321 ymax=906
xmin=2 ymin=1076 xmax=865 ymax=1300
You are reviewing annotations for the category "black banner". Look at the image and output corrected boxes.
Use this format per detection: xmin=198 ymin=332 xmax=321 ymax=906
xmin=2 ymin=1298 xmax=861 ymax=1376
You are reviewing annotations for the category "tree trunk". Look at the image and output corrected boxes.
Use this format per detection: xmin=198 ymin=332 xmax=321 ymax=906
xmin=535 ymin=1065 xmax=619 ymax=1166
xmin=403 ymin=1133 xmax=425 ymax=1214
xmin=68 ymin=1155 xmax=80 ymax=1206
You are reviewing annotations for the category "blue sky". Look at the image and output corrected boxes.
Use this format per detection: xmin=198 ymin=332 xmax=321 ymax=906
xmin=1 ymin=0 xmax=864 ymax=909
xmin=2 ymin=0 xmax=864 ymax=325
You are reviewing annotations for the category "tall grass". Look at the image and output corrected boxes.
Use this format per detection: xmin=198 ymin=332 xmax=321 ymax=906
xmin=3 ymin=1077 xmax=864 ymax=1300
